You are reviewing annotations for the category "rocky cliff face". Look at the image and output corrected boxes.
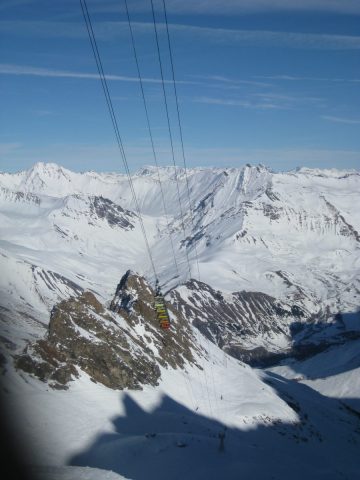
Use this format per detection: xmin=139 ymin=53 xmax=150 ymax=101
xmin=109 ymin=270 xmax=201 ymax=370
xmin=170 ymin=279 xmax=307 ymax=365
xmin=170 ymin=279 xmax=360 ymax=366
xmin=15 ymin=272 xmax=201 ymax=390
xmin=3 ymin=163 xmax=360 ymax=388
xmin=13 ymin=270 xmax=360 ymax=388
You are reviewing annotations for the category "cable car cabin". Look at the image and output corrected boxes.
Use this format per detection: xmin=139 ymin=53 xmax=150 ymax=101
xmin=154 ymin=295 xmax=170 ymax=329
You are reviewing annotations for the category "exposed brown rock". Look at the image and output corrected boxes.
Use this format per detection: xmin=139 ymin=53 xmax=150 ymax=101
xmin=110 ymin=270 xmax=202 ymax=371
xmin=15 ymin=272 xmax=201 ymax=390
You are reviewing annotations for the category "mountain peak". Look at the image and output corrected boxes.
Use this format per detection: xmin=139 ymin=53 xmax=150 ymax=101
xmin=29 ymin=161 xmax=70 ymax=176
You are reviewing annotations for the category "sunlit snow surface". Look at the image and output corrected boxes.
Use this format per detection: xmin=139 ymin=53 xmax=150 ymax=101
xmin=1 ymin=162 xmax=360 ymax=479
xmin=4 ymin=338 xmax=360 ymax=480
xmin=1 ymin=162 xmax=359 ymax=306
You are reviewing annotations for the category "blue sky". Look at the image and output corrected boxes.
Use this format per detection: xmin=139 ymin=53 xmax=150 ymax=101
xmin=0 ymin=0 xmax=359 ymax=173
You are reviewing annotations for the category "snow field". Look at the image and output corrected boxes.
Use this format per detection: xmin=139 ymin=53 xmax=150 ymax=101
xmin=1 ymin=162 xmax=360 ymax=478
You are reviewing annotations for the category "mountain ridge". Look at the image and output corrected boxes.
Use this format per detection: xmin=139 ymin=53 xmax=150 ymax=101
xmin=1 ymin=161 xmax=358 ymax=320
xmin=1 ymin=161 xmax=360 ymax=479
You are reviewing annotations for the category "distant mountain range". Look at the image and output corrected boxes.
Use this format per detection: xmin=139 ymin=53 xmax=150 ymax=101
xmin=1 ymin=161 xmax=359 ymax=353
xmin=1 ymin=162 xmax=360 ymax=479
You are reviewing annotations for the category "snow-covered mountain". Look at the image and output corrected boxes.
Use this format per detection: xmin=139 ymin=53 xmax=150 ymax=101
xmin=1 ymin=161 xmax=360 ymax=479
xmin=1 ymin=161 xmax=359 ymax=355
xmin=2 ymin=161 xmax=360 ymax=298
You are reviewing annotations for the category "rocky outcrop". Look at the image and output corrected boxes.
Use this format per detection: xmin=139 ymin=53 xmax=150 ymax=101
xmin=90 ymin=196 xmax=135 ymax=229
xmin=110 ymin=270 xmax=201 ymax=370
xmin=170 ymin=280 xmax=360 ymax=367
xmin=170 ymin=279 xmax=309 ymax=366
xmin=15 ymin=272 xmax=201 ymax=390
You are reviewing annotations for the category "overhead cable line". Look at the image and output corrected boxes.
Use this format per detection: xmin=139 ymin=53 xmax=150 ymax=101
xmin=161 ymin=0 xmax=221 ymax=418
xmin=150 ymin=0 xmax=214 ymax=416
xmin=81 ymin=0 xmax=213 ymax=416
xmin=80 ymin=0 xmax=158 ymax=282
xmin=124 ymin=0 xmax=199 ymax=411
xmin=128 ymin=0 xmax=213 ymax=414
xmin=149 ymin=0 xmax=192 ymax=280
xmin=161 ymin=0 xmax=201 ymax=283
xmin=123 ymin=0 xmax=179 ymax=280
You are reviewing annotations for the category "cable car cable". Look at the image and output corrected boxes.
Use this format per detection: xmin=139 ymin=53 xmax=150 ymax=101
xmin=150 ymin=0 xmax=214 ymax=416
xmin=161 ymin=0 xmax=222 ymax=417
xmin=161 ymin=0 xmax=201 ymax=282
xmin=80 ymin=0 xmax=158 ymax=282
xmin=123 ymin=0 xmax=180 ymax=280
xmin=149 ymin=0 xmax=192 ymax=280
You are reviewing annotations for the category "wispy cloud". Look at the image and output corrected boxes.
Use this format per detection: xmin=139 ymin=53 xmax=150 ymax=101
xmin=1 ymin=20 xmax=360 ymax=50
xmin=192 ymin=91 xmax=325 ymax=110
xmin=322 ymin=115 xmax=360 ymax=124
xmin=168 ymin=25 xmax=360 ymax=50
xmin=193 ymin=96 xmax=286 ymax=110
xmin=84 ymin=0 xmax=360 ymax=16
xmin=252 ymin=92 xmax=325 ymax=108
xmin=0 ymin=63 xmax=193 ymax=85
xmin=188 ymin=74 xmax=272 ymax=88
xmin=0 ymin=20 xmax=139 ymax=40
xmin=256 ymin=74 xmax=360 ymax=82
xmin=169 ymin=0 xmax=360 ymax=15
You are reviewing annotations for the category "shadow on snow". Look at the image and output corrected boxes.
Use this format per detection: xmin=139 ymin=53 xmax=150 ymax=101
xmin=251 ymin=310 xmax=360 ymax=375
xmin=69 ymin=376 xmax=360 ymax=480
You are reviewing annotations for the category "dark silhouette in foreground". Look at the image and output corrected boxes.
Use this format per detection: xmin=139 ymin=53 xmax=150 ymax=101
xmin=70 ymin=376 xmax=360 ymax=480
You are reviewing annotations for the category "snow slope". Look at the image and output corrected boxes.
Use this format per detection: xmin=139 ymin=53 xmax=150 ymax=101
xmin=3 ymin=335 xmax=360 ymax=480
xmin=269 ymin=337 xmax=360 ymax=412
xmin=1 ymin=162 xmax=360 ymax=479
xmin=1 ymin=162 xmax=359 ymax=307
xmin=1 ymin=162 xmax=359 ymax=367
